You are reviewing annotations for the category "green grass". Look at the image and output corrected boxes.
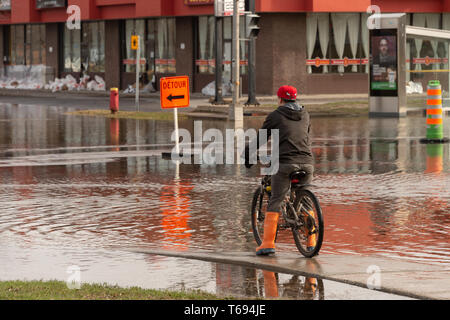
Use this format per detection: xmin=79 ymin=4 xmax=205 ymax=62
xmin=65 ymin=110 xmax=186 ymax=121
xmin=0 ymin=280 xmax=228 ymax=300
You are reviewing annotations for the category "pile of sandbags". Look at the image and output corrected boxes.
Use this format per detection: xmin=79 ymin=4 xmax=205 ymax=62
xmin=201 ymin=78 xmax=232 ymax=96
xmin=0 ymin=65 xmax=49 ymax=90
xmin=0 ymin=79 xmax=44 ymax=90
xmin=45 ymin=75 xmax=106 ymax=92
xmin=406 ymin=81 xmax=423 ymax=94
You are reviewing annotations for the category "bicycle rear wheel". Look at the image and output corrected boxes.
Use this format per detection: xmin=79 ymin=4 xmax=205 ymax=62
xmin=251 ymin=186 xmax=272 ymax=246
xmin=291 ymin=189 xmax=324 ymax=258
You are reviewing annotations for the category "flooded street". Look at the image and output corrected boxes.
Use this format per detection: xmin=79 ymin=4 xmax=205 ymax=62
xmin=0 ymin=103 xmax=449 ymax=298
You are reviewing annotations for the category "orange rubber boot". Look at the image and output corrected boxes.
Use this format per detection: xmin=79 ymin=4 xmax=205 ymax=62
xmin=256 ymin=212 xmax=279 ymax=256
xmin=306 ymin=211 xmax=317 ymax=251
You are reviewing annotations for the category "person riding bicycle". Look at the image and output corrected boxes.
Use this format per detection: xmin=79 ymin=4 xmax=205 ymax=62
xmin=245 ymin=85 xmax=314 ymax=256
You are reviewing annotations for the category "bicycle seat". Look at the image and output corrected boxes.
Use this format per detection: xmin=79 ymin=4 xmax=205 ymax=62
xmin=289 ymin=170 xmax=307 ymax=185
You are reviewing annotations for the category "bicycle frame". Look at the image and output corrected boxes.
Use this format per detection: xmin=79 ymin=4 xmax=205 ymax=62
xmin=260 ymin=175 xmax=314 ymax=231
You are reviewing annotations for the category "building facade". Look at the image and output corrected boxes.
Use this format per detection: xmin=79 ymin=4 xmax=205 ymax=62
xmin=2 ymin=0 xmax=450 ymax=95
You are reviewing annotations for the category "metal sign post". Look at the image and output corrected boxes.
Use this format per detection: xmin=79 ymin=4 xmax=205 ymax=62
xmin=160 ymin=76 xmax=190 ymax=157
xmin=131 ymin=35 xmax=140 ymax=112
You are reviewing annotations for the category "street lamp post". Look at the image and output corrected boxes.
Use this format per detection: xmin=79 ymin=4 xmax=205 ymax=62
xmin=214 ymin=15 xmax=225 ymax=104
xmin=229 ymin=0 xmax=243 ymax=121
xmin=245 ymin=0 xmax=259 ymax=106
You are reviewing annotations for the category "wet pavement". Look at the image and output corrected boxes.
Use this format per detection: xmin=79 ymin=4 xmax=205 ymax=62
xmin=0 ymin=102 xmax=449 ymax=299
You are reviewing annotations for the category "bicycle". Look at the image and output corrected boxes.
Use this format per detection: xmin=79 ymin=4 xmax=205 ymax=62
xmin=250 ymin=169 xmax=324 ymax=258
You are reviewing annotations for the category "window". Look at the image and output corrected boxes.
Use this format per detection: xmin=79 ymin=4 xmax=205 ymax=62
xmin=124 ymin=19 xmax=146 ymax=73
xmin=10 ymin=25 xmax=25 ymax=65
xmin=63 ymin=22 xmax=105 ymax=73
xmin=81 ymin=21 xmax=105 ymax=73
xmin=155 ymin=18 xmax=176 ymax=73
xmin=197 ymin=16 xmax=215 ymax=74
xmin=9 ymin=24 xmax=46 ymax=66
xmin=223 ymin=16 xmax=248 ymax=76
xmin=197 ymin=16 xmax=247 ymax=76
xmin=64 ymin=27 xmax=81 ymax=72
xmin=410 ymin=13 xmax=446 ymax=72
xmin=306 ymin=13 xmax=368 ymax=74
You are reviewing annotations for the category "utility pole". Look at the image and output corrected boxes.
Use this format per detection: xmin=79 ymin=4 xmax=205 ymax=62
xmin=214 ymin=14 xmax=225 ymax=104
xmin=229 ymin=0 xmax=243 ymax=121
xmin=245 ymin=0 xmax=259 ymax=106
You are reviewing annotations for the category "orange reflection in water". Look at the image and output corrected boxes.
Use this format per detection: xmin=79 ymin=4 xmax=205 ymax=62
xmin=109 ymin=118 xmax=120 ymax=152
xmin=215 ymin=263 xmax=323 ymax=299
xmin=159 ymin=180 xmax=193 ymax=250
xmin=425 ymin=144 xmax=443 ymax=174
xmin=320 ymin=192 xmax=449 ymax=262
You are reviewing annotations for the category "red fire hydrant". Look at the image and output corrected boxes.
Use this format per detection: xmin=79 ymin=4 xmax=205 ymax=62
xmin=110 ymin=88 xmax=119 ymax=114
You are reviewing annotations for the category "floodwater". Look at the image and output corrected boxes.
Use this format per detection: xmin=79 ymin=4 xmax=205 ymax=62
xmin=0 ymin=103 xmax=448 ymax=298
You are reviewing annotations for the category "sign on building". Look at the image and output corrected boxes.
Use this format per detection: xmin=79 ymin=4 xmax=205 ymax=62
xmin=215 ymin=0 xmax=245 ymax=17
xmin=36 ymin=0 xmax=67 ymax=9
xmin=0 ymin=0 xmax=11 ymax=11
xmin=184 ymin=0 xmax=214 ymax=5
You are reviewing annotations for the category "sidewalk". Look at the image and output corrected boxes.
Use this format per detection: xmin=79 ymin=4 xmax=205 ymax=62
xmin=1 ymin=88 xmax=443 ymax=118
xmin=129 ymin=248 xmax=450 ymax=300
xmin=0 ymin=88 xmax=367 ymax=102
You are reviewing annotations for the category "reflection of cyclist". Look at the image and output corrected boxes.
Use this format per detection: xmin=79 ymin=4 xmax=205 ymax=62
xmin=262 ymin=271 xmax=323 ymax=300
xmin=245 ymin=85 xmax=314 ymax=256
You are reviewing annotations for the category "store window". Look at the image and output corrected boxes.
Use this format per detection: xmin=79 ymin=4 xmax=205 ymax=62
xmin=306 ymin=13 xmax=368 ymax=74
xmin=197 ymin=16 xmax=215 ymax=74
xmin=124 ymin=19 xmax=146 ymax=73
xmin=26 ymin=25 xmax=46 ymax=65
xmin=196 ymin=16 xmax=247 ymax=76
xmin=410 ymin=13 xmax=446 ymax=72
xmin=64 ymin=27 xmax=81 ymax=72
xmin=9 ymin=24 xmax=46 ymax=66
xmin=63 ymin=22 xmax=105 ymax=73
xmin=81 ymin=21 xmax=105 ymax=73
xmin=223 ymin=16 xmax=248 ymax=76
xmin=155 ymin=18 xmax=176 ymax=73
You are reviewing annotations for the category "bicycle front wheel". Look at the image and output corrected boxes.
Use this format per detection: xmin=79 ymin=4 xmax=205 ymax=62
xmin=291 ymin=189 xmax=324 ymax=258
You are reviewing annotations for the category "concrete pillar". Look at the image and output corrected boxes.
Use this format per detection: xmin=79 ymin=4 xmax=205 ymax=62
xmin=256 ymin=13 xmax=307 ymax=95
xmin=45 ymin=23 xmax=60 ymax=80
xmin=272 ymin=13 xmax=307 ymax=94
xmin=175 ymin=17 xmax=194 ymax=91
xmin=105 ymin=20 xmax=121 ymax=90
xmin=0 ymin=25 xmax=4 ymax=73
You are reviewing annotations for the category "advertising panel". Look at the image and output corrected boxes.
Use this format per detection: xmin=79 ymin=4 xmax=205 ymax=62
xmin=370 ymin=29 xmax=398 ymax=96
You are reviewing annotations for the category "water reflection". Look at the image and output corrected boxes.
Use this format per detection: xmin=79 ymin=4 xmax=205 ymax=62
xmin=160 ymin=175 xmax=193 ymax=251
xmin=109 ymin=118 xmax=120 ymax=152
xmin=215 ymin=263 xmax=324 ymax=300
xmin=0 ymin=103 xmax=449 ymax=268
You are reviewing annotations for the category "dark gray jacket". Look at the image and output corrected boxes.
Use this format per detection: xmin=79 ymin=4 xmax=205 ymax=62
xmin=248 ymin=102 xmax=314 ymax=165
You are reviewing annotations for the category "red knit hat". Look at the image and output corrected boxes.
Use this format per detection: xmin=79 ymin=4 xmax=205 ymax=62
xmin=277 ymin=85 xmax=298 ymax=101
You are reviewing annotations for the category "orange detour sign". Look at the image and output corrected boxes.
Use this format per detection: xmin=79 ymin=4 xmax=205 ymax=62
xmin=160 ymin=76 xmax=190 ymax=109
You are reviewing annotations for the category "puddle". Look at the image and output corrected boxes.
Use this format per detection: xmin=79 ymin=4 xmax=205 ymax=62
xmin=0 ymin=103 xmax=448 ymax=296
